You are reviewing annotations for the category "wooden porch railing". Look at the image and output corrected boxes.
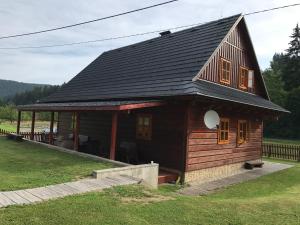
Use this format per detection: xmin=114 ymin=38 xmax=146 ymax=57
xmin=262 ymin=143 xmax=300 ymax=161
xmin=0 ymin=128 xmax=55 ymax=143
xmin=0 ymin=128 xmax=9 ymax=136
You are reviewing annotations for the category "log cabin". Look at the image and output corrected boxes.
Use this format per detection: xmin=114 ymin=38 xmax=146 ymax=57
xmin=18 ymin=14 xmax=288 ymax=184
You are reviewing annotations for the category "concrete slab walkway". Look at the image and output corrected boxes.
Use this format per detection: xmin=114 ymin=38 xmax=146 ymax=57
xmin=0 ymin=175 xmax=140 ymax=208
xmin=179 ymin=161 xmax=293 ymax=196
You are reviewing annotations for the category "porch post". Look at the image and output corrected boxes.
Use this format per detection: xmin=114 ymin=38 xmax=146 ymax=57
xmin=74 ymin=112 xmax=80 ymax=151
xmin=16 ymin=110 xmax=21 ymax=134
xmin=30 ymin=111 xmax=36 ymax=140
xmin=109 ymin=111 xmax=118 ymax=160
xmin=49 ymin=112 xmax=55 ymax=145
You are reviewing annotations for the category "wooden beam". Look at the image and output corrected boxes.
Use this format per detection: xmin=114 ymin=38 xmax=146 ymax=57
xmin=49 ymin=112 xmax=55 ymax=145
xmin=16 ymin=111 xmax=21 ymax=134
xmin=109 ymin=112 xmax=118 ymax=160
xmin=119 ymin=102 xmax=165 ymax=110
xmin=17 ymin=101 xmax=166 ymax=112
xmin=74 ymin=112 xmax=80 ymax=151
xmin=30 ymin=111 xmax=36 ymax=140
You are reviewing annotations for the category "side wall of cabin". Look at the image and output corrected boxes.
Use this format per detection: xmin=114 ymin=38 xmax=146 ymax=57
xmin=184 ymin=103 xmax=263 ymax=183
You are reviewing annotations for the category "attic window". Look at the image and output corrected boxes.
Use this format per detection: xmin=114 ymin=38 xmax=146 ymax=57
xmin=220 ymin=58 xmax=231 ymax=85
xmin=239 ymin=67 xmax=248 ymax=90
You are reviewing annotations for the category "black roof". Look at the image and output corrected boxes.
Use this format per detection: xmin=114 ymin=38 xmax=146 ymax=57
xmin=41 ymin=14 xmax=287 ymax=113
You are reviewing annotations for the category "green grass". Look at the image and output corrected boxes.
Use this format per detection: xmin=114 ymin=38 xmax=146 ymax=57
xmin=264 ymin=138 xmax=300 ymax=145
xmin=0 ymin=160 xmax=299 ymax=224
xmin=0 ymin=137 xmax=113 ymax=191
xmin=0 ymin=122 xmax=16 ymax=132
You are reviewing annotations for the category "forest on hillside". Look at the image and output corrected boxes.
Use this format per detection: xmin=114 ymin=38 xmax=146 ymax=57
xmin=0 ymin=79 xmax=46 ymax=98
xmin=0 ymin=85 xmax=61 ymax=122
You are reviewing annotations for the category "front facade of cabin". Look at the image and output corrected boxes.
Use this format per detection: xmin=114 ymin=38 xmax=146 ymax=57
xmin=17 ymin=15 xmax=287 ymax=184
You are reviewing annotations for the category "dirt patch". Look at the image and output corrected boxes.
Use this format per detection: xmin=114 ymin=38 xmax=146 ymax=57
xmin=120 ymin=190 xmax=174 ymax=204
xmin=105 ymin=185 xmax=174 ymax=204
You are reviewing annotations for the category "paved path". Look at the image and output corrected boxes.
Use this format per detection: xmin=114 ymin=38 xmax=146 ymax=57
xmin=179 ymin=161 xmax=293 ymax=196
xmin=0 ymin=175 xmax=140 ymax=208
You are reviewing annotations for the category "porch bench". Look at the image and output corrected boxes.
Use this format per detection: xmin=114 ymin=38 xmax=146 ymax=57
xmin=6 ymin=133 xmax=24 ymax=141
xmin=244 ymin=160 xmax=264 ymax=170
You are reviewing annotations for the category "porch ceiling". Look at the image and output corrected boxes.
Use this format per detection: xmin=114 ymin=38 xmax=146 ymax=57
xmin=17 ymin=100 xmax=165 ymax=112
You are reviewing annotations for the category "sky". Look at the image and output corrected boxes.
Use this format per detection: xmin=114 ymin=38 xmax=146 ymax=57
xmin=0 ymin=0 xmax=299 ymax=85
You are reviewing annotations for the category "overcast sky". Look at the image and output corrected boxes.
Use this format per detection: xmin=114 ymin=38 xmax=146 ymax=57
xmin=0 ymin=0 xmax=299 ymax=85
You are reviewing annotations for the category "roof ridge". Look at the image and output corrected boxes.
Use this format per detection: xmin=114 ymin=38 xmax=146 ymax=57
xmin=102 ymin=14 xmax=242 ymax=54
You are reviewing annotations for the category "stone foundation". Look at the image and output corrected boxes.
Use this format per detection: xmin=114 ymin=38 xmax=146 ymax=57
xmin=184 ymin=162 xmax=245 ymax=184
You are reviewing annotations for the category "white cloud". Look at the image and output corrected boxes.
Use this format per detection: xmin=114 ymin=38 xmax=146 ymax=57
xmin=0 ymin=0 xmax=299 ymax=84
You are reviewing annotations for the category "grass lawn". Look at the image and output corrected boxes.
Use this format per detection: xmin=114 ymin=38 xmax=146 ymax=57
xmin=0 ymin=137 xmax=113 ymax=191
xmin=264 ymin=137 xmax=300 ymax=145
xmin=0 ymin=160 xmax=299 ymax=224
xmin=0 ymin=122 xmax=16 ymax=132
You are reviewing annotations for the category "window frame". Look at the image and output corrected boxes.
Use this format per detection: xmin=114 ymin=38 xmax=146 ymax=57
xmin=136 ymin=114 xmax=152 ymax=141
xmin=239 ymin=66 xmax=249 ymax=90
xmin=219 ymin=58 xmax=231 ymax=85
xmin=237 ymin=120 xmax=249 ymax=144
xmin=218 ymin=118 xmax=230 ymax=144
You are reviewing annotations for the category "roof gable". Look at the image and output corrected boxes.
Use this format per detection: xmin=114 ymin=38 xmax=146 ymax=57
xmin=192 ymin=16 xmax=269 ymax=99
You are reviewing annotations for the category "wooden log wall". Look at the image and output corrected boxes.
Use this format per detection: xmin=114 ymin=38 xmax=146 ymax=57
xmin=186 ymin=104 xmax=263 ymax=172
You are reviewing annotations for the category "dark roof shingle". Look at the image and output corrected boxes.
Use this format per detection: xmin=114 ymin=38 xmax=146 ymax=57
xmin=43 ymin=14 xmax=240 ymax=102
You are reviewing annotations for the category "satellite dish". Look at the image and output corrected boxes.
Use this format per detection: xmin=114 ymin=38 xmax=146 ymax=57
xmin=204 ymin=110 xmax=220 ymax=129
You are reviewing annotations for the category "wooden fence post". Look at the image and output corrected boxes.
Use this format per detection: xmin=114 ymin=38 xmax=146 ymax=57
xmin=268 ymin=144 xmax=271 ymax=158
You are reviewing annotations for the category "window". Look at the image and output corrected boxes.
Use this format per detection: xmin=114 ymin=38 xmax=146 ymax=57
xmin=136 ymin=114 xmax=152 ymax=140
xmin=239 ymin=67 xmax=248 ymax=90
xmin=248 ymin=70 xmax=254 ymax=90
xmin=237 ymin=120 xmax=249 ymax=144
xmin=220 ymin=58 xmax=231 ymax=84
xmin=218 ymin=118 xmax=229 ymax=144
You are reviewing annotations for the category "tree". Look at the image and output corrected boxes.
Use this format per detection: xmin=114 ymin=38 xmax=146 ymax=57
xmin=263 ymin=69 xmax=287 ymax=107
xmin=0 ymin=105 xmax=17 ymax=123
xmin=285 ymin=87 xmax=300 ymax=139
xmin=278 ymin=24 xmax=300 ymax=90
xmin=287 ymin=23 xmax=300 ymax=58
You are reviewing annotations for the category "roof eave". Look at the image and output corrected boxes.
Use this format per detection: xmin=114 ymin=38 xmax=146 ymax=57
xmin=195 ymin=92 xmax=290 ymax=114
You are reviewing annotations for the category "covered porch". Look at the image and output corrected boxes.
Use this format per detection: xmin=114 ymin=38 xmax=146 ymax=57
xmin=17 ymin=100 xmax=184 ymax=183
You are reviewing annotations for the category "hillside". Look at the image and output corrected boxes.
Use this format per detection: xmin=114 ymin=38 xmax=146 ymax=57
xmin=0 ymin=79 xmax=46 ymax=98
